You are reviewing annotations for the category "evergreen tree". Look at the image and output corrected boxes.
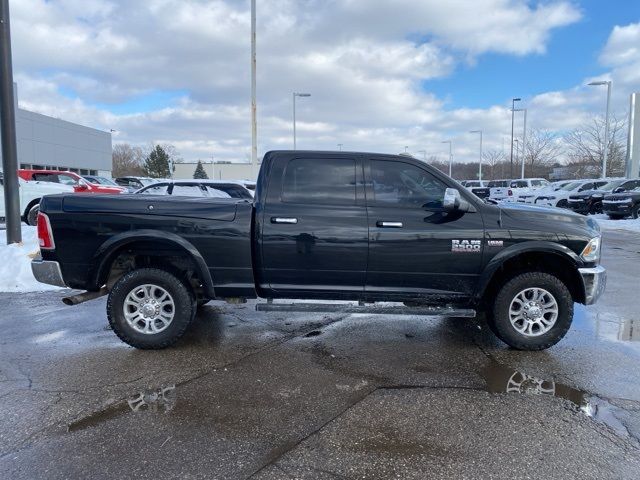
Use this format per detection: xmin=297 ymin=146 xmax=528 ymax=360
xmin=142 ymin=145 xmax=171 ymax=178
xmin=193 ymin=160 xmax=209 ymax=179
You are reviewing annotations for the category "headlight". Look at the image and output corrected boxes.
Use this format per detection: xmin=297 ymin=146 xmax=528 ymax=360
xmin=581 ymin=237 xmax=601 ymax=263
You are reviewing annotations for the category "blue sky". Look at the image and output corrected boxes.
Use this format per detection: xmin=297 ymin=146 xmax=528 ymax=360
xmin=425 ymin=0 xmax=640 ymax=109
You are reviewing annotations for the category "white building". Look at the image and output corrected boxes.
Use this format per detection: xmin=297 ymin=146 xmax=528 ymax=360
xmin=0 ymin=84 xmax=112 ymax=177
xmin=173 ymin=161 xmax=260 ymax=181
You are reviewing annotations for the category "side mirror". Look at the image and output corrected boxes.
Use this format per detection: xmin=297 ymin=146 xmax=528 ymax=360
xmin=76 ymin=184 xmax=89 ymax=191
xmin=443 ymin=188 xmax=474 ymax=213
xmin=613 ymin=187 xmax=625 ymax=193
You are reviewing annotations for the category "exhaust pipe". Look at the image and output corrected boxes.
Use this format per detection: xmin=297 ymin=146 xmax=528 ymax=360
xmin=62 ymin=287 xmax=108 ymax=306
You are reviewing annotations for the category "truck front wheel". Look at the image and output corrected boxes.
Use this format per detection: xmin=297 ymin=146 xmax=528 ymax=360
xmin=488 ymin=272 xmax=573 ymax=351
xmin=107 ymin=268 xmax=196 ymax=349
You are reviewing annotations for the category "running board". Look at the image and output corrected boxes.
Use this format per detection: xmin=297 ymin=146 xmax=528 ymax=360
xmin=255 ymin=302 xmax=476 ymax=317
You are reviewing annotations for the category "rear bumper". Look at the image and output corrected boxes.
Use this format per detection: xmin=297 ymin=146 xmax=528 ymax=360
xmin=31 ymin=258 xmax=67 ymax=288
xmin=578 ymin=266 xmax=606 ymax=305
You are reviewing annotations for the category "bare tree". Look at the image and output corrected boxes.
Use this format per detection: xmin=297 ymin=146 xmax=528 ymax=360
xmin=112 ymin=143 xmax=145 ymax=177
xmin=564 ymin=115 xmax=627 ymax=177
xmin=522 ymin=129 xmax=562 ymax=178
xmin=482 ymin=149 xmax=508 ymax=180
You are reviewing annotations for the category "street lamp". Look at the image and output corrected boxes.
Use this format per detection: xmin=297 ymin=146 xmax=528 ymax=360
xmin=469 ymin=130 xmax=483 ymax=181
xmin=510 ymin=98 xmax=521 ymax=178
xmin=512 ymin=108 xmax=528 ymax=178
xmin=293 ymin=92 xmax=311 ymax=150
xmin=337 ymin=143 xmax=343 ymax=151
xmin=588 ymin=80 xmax=612 ymax=178
xmin=441 ymin=140 xmax=453 ymax=176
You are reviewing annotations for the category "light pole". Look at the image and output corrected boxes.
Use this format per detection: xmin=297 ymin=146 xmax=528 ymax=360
xmin=442 ymin=140 xmax=453 ymax=176
xmin=510 ymin=97 xmax=521 ymax=178
xmin=588 ymin=80 xmax=612 ymax=178
xmin=292 ymin=92 xmax=310 ymax=150
xmin=469 ymin=130 xmax=483 ymax=181
xmin=514 ymin=138 xmax=519 ymax=175
xmin=251 ymin=0 xmax=257 ymax=173
xmin=512 ymin=108 xmax=527 ymax=178
xmin=337 ymin=143 xmax=343 ymax=151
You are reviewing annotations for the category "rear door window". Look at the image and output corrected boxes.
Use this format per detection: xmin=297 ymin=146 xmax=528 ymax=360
xmin=282 ymin=158 xmax=356 ymax=205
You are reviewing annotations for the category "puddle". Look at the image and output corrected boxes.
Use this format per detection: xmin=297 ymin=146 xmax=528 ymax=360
xmin=68 ymin=385 xmax=176 ymax=432
xmin=573 ymin=306 xmax=640 ymax=346
xmin=480 ymin=360 xmax=629 ymax=437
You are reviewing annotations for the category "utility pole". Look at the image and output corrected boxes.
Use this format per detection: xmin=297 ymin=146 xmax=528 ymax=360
xmin=250 ymin=0 xmax=257 ymax=176
xmin=292 ymin=92 xmax=310 ymax=150
xmin=0 ymin=0 xmax=21 ymax=244
xmin=513 ymin=108 xmax=527 ymax=178
xmin=588 ymin=81 xmax=612 ymax=178
xmin=510 ymin=98 xmax=521 ymax=179
xmin=441 ymin=140 xmax=453 ymax=177
xmin=337 ymin=143 xmax=343 ymax=151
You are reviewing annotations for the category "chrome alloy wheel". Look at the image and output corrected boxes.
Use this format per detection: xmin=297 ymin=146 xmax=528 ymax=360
xmin=508 ymin=287 xmax=559 ymax=337
xmin=123 ymin=284 xmax=175 ymax=334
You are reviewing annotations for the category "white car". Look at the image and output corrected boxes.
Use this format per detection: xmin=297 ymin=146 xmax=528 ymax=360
xmin=0 ymin=173 xmax=73 ymax=225
xmin=515 ymin=180 xmax=573 ymax=204
xmin=534 ymin=179 xmax=609 ymax=208
xmin=506 ymin=178 xmax=550 ymax=203
xmin=487 ymin=180 xmax=512 ymax=202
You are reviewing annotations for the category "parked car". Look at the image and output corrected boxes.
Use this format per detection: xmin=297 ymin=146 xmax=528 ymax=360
xmin=82 ymin=175 xmax=121 ymax=187
xmin=460 ymin=180 xmax=491 ymax=199
xmin=602 ymin=185 xmax=640 ymax=219
xmin=487 ymin=180 xmax=512 ymax=202
xmin=0 ymin=172 xmax=73 ymax=225
xmin=114 ymin=176 xmax=159 ymax=191
xmin=32 ymin=150 xmax=605 ymax=352
xmin=534 ymin=180 xmax=609 ymax=208
xmin=19 ymin=170 xmax=125 ymax=194
xmin=135 ymin=180 xmax=253 ymax=199
xmin=567 ymin=179 xmax=640 ymax=215
xmin=516 ymin=180 xmax=573 ymax=204
xmin=505 ymin=178 xmax=550 ymax=202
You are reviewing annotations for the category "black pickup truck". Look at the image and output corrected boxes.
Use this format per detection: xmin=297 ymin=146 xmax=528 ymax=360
xmin=32 ymin=151 xmax=606 ymax=351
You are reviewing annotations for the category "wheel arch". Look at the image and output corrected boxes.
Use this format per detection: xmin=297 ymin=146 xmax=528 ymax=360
xmin=23 ymin=197 xmax=41 ymax=219
xmin=91 ymin=230 xmax=216 ymax=298
xmin=477 ymin=243 xmax=586 ymax=306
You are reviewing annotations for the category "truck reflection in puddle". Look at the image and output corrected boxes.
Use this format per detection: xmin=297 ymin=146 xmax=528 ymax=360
xmin=68 ymin=385 xmax=176 ymax=432
xmin=481 ymin=360 xmax=628 ymax=437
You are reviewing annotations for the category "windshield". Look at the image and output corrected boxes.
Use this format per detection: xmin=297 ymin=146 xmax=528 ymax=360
xmin=600 ymin=179 xmax=625 ymax=191
xmin=560 ymin=182 xmax=580 ymax=191
xmin=488 ymin=180 xmax=508 ymax=187
xmin=95 ymin=176 xmax=118 ymax=186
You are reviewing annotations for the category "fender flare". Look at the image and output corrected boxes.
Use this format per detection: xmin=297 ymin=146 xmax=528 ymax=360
xmin=90 ymin=230 xmax=216 ymax=298
xmin=475 ymin=241 xmax=584 ymax=300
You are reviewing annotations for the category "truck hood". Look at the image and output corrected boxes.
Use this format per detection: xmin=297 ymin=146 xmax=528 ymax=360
xmin=498 ymin=202 xmax=600 ymax=236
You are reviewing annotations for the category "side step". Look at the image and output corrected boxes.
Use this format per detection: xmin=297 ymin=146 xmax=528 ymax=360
xmin=255 ymin=302 xmax=476 ymax=317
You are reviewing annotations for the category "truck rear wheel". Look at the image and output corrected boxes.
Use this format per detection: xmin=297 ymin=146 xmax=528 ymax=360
xmin=488 ymin=272 xmax=573 ymax=351
xmin=107 ymin=268 xmax=196 ymax=349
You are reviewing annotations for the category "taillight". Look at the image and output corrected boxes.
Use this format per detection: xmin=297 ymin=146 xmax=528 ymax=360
xmin=508 ymin=189 xmax=513 ymax=196
xmin=37 ymin=212 xmax=55 ymax=250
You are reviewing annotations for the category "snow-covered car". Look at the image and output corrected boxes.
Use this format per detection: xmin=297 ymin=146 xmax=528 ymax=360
xmin=460 ymin=180 xmax=490 ymax=199
xmin=505 ymin=178 xmax=550 ymax=203
xmin=487 ymin=179 xmax=512 ymax=201
xmin=516 ymin=180 xmax=573 ymax=204
xmin=135 ymin=180 xmax=253 ymax=199
xmin=534 ymin=180 xmax=608 ymax=208
xmin=0 ymin=172 xmax=74 ymax=225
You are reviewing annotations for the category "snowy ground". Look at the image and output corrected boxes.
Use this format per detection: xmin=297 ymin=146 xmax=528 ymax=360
xmin=0 ymin=226 xmax=62 ymax=292
xmin=591 ymin=214 xmax=640 ymax=233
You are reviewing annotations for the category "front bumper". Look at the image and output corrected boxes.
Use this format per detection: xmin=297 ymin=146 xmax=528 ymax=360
xmin=578 ymin=265 xmax=606 ymax=305
xmin=31 ymin=258 xmax=67 ymax=288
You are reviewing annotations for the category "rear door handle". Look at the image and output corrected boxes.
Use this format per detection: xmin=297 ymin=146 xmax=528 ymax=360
xmin=271 ymin=217 xmax=298 ymax=224
xmin=377 ymin=221 xmax=403 ymax=228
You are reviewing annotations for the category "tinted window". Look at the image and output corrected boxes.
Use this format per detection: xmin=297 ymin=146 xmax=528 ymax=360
xmin=282 ymin=158 xmax=356 ymax=205
xmin=488 ymin=180 xmax=508 ymax=188
xmin=370 ymin=160 xmax=446 ymax=209
xmin=578 ymin=183 xmax=593 ymax=191
xmin=510 ymin=180 xmax=528 ymax=188
xmin=531 ymin=180 xmax=543 ymax=187
xmin=205 ymin=184 xmax=250 ymax=199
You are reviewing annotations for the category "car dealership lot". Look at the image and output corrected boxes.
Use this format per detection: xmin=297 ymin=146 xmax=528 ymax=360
xmin=1 ymin=229 xmax=639 ymax=479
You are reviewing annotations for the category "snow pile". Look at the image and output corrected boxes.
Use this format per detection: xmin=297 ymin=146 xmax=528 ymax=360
xmin=591 ymin=215 xmax=640 ymax=234
xmin=0 ymin=226 xmax=63 ymax=292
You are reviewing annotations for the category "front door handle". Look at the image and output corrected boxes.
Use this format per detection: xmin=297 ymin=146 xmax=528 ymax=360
xmin=377 ymin=221 xmax=403 ymax=228
xmin=271 ymin=217 xmax=298 ymax=224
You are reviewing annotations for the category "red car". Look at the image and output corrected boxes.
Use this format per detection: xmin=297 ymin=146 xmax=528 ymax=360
xmin=18 ymin=170 xmax=125 ymax=194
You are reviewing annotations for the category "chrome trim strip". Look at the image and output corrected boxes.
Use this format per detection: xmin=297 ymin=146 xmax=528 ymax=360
xmin=31 ymin=259 xmax=67 ymax=288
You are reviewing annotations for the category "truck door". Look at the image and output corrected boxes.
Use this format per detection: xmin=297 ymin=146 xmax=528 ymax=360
xmin=260 ymin=155 xmax=368 ymax=296
xmin=364 ymin=158 xmax=485 ymax=298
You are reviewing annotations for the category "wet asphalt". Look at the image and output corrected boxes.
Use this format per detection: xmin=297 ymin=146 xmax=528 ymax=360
xmin=0 ymin=230 xmax=639 ymax=479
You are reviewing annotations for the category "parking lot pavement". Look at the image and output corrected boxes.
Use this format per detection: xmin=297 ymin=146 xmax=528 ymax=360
xmin=0 ymin=230 xmax=639 ymax=479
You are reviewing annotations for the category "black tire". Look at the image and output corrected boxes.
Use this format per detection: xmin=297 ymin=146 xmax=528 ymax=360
xmin=488 ymin=272 xmax=573 ymax=351
xmin=590 ymin=201 xmax=603 ymax=215
xmin=556 ymin=199 xmax=568 ymax=208
xmin=607 ymin=214 xmax=624 ymax=220
xmin=632 ymin=204 xmax=640 ymax=220
xmin=26 ymin=204 xmax=40 ymax=226
xmin=107 ymin=268 xmax=196 ymax=349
